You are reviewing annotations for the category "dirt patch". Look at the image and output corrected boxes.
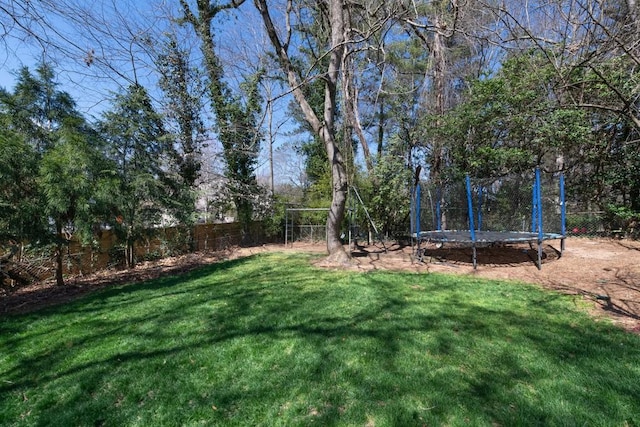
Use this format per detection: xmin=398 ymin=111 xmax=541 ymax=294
xmin=0 ymin=249 xmax=237 ymax=316
xmin=2 ymin=238 xmax=639 ymax=334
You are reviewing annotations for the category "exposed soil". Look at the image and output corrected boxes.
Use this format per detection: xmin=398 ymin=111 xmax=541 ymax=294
xmin=0 ymin=249 xmax=237 ymax=317
xmin=2 ymin=238 xmax=639 ymax=335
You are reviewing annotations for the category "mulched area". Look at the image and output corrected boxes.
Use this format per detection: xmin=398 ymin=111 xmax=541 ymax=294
xmin=0 ymin=251 xmax=232 ymax=316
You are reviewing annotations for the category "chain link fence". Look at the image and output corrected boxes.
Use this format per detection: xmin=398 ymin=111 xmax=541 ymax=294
xmin=1 ymin=222 xmax=267 ymax=292
xmin=284 ymin=208 xmax=328 ymax=245
xmin=565 ymin=210 xmax=640 ymax=238
xmin=565 ymin=211 xmax=606 ymax=236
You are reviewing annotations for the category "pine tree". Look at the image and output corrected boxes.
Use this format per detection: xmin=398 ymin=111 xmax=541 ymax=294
xmin=1 ymin=63 xmax=105 ymax=286
xmin=39 ymin=123 xmax=100 ymax=285
xmin=100 ymin=84 xmax=175 ymax=268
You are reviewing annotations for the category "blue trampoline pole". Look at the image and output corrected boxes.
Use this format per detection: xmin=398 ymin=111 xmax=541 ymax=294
xmin=536 ymin=168 xmax=543 ymax=240
xmin=415 ymin=182 xmax=422 ymax=261
xmin=465 ymin=175 xmax=477 ymax=269
xmin=477 ymin=187 xmax=483 ymax=231
xmin=416 ymin=183 xmax=421 ymax=237
xmin=535 ymin=168 xmax=543 ymax=269
xmin=560 ymin=173 xmax=566 ymax=254
xmin=436 ymin=188 xmax=441 ymax=231
xmin=410 ymin=186 xmax=415 ymax=236
xmin=531 ymin=181 xmax=538 ymax=233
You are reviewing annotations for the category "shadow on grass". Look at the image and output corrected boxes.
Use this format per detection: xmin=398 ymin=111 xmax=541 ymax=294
xmin=1 ymin=253 xmax=639 ymax=426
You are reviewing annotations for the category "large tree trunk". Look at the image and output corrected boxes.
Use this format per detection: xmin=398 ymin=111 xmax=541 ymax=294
xmin=321 ymin=126 xmax=350 ymax=261
xmin=255 ymin=0 xmax=350 ymax=263
xmin=430 ymin=17 xmax=448 ymax=184
xmin=322 ymin=0 xmax=350 ymax=263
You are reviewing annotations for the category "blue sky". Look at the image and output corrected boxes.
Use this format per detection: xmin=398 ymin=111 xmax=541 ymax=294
xmin=0 ymin=0 xmax=301 ymax=185
xmin=1 ymin=44 xmax=42 ymax=96
xmin=0 ymin=0 xmax=291 ymax=116
xmin=0 ymin=0 xmax=155 ymax=117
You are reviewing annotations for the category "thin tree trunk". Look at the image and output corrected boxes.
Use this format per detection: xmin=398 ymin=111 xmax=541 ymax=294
xmin=55 ymin=221 xmax=65 ymax=286
xmin=126 ymin=226 xmax=135 ymax=268
xmin=342 ymin=40 xmax=374 ymax=174
xmin=377 ymin=101 xmax=385 ymax=159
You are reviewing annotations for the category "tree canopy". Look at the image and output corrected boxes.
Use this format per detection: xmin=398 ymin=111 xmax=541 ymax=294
xmin=1 ymin=0 xmax=639 ymax=271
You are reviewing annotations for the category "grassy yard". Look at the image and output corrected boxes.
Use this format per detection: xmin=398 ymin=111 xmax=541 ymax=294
xmin=1 ymin=252 xmax=639 ymax=426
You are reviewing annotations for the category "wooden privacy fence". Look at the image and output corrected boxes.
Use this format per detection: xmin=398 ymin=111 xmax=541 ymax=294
xmin=37 ymin=222 xmax=265 ymax=279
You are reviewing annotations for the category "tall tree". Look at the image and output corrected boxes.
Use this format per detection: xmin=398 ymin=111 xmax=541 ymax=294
xmin=1 ymin=63 xmax=105 ymax=286
xmin=180 ymin=0 xmax=264 ymax=239
xmin=254 ymin=0 xmax=351 ymax=262
xmin=396 ymin=0 xmax=495 ymax=183
xmin=100 ymin=84 xmax=173 ymax=268
xmin=222 ymin=73 xmax=264 ymax=235
xmin=39 ymin=123 xmax=102 ymax=285
xmin=155 ymin=33 xmax=207 ymax=190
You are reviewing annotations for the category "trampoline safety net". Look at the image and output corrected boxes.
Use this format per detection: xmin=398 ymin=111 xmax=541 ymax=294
xmin=414 ymin=171 xmax=564 ymax=235
xmin=411 ymin=169 xmax=566 ymax=269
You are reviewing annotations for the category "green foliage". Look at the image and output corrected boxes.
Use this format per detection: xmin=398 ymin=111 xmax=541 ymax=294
xmin=217 ymin=71 xmax=264 ymax=234
xmin=260 ymin=195 xmax=287 ymax=239
xmin=600 ymin=117 xmax=640 ymax=212
xmin=183 ymin=0 xmax=265 ymax=238
xmin=0 ymin=63 xmax=114 ymax=284
xmin=369 ymin=136 xmax=413 ymax=235
xmin=100 ymin=84 xmax=178 ymax=267
xmin=561 ymin=55 xmax=640 ymax=212
xmin=2 ymin=253 xmax=640 ymax=425
xmin=604 ymin=204 xmax=640 ymax=237
xmin=156 ymin=34 xmax=206 ymax=189
xmin=424 ymin=53 xmax=563 ymax=179
xmin=606 ymin=204 xmax=637 ymax=222
xmin=424 ymin=52 xmax=599 ymax=182
xmin=303 ymin=168 xmax=332 ymax=209
xmin=287 ymin=76 xmax=333 ymax=204
xmin=299 ymin=135 xmax=329 ymax=185
xmin=0 ymin=63 xmax=82 ymax=153
xmin=0 ymin=130 xmax=46 ymax=242
xmin=37 ymin=121 xmax=114 ymax=245
xmin=39 ymin=130 xmax=93 ymax=228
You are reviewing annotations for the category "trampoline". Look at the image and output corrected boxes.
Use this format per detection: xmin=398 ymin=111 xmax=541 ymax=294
xmin=412 ymin=169 xmax=566 ymax=269
xmin=416 ymin=230 xmax=564 ymax=244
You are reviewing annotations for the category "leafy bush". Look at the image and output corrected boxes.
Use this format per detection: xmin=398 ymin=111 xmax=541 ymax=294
xmin=605 ymin=204 xmax=640 ymax=238
xmin=259 ymin=195 xmax=288 ymax=240
xmin=566 ymin=212 xmax=603 ymax=235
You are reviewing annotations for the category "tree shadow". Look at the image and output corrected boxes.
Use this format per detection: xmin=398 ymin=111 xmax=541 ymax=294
xmin=422 ymin=243 xmax=561 ymax=267
xmin=2 ymin=254 xmax=639 ymax=426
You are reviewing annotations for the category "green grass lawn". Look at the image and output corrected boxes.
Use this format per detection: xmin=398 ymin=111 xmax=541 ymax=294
xmin=1 ymin=252 xmax=639 ymax=426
